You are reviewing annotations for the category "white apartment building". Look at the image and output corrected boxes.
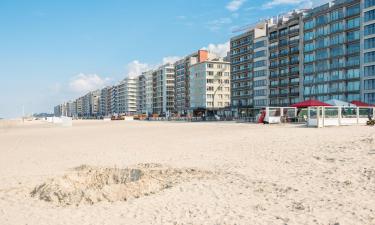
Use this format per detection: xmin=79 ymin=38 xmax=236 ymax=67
xmin=152 ymin=63 xmax=175 ymax=115
xmin=144 ymin=70 xmax=154 ymax=115
xmin=117 ymin=77 xmax=137 ymax=115
xmin=189 ymin=58 xmax=231 ymax=111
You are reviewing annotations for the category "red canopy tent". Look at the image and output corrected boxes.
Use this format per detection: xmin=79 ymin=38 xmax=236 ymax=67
xmin=350 ymin=101 xmax=374 ymax=107
xmin=290 ymin=99 xmax=332 ymax=108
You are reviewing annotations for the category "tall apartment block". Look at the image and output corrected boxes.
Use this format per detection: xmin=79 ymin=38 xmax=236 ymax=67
xmin=174 ymin=50 xmax=215 ymax=115
xmin=268 ymin=11 xmax=305 ymax=107
xmin=189 ymin=58 xmax=231 ymax=113
xmin=117 ymin=77 xmax=137 ymax=115
xmin=99 ymin=86 xmax=112 ymax=117
xmin=230 ymin=21 xmax=270 ymax=117
xmin=152 ymin=63 xmax=175 ymax=115
xmin=302 ymin=0 xmax=361 ymax=102
xmin=144 ymin=70 xmax=154 ymax=115
xmin=363 ymin=0 xmax=375 ymax=104
xmin=136 ymin=74 xmax=146 ymax=114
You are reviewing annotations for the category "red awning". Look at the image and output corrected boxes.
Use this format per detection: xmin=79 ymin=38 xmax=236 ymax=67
xmin=350 ymin=101 xmax=374 ymax=107
xmin=290 ymin=99 xmax=332 ymax=108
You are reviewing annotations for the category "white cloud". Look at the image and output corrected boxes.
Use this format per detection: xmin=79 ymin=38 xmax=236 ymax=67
xmin=69 ymin=73 xmax=110 ymax=94
xmin=202 ymin=42 xmax=230 ymax=57
xmin=162 ymin=56 xmax=182 ymax=65
xmin=226 ymin=0 xmax=246 ymax=12
xmin=125 ymin=60 xmax=150 ymax=77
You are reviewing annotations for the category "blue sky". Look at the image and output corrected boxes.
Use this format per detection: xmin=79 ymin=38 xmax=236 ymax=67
xmin=0 ymin=0 xmax=328 ymax=118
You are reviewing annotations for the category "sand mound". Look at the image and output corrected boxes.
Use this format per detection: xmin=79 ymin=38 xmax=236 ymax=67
xmin=30 ymin=163 xmax=213 ymax=206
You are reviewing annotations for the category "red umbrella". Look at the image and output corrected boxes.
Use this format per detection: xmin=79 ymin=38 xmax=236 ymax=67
xmin=350 ymin=101 xmax=374 ymax=107
xmin=290 ymin=99 xmax=332 ymax=108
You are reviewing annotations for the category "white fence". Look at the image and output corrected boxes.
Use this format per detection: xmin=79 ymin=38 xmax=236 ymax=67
xmin=307 ymin=106 xmax=374 ymax=128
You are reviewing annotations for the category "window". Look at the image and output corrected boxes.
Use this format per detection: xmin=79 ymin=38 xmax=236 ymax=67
xmin=365 ymin=51 xmax=375 ymax=63
xmin=365 ymin=0 xmax=375 ymax=8
xmin=316 ymin=14 xmax=328 ymax=26
xmin=330 ymin=21 xmax=344 ymax=33
xmin=347 ymin=42 xmax=360 ymax=54
xmin=304 ymin=53 xmax=315 ymax=63
xmin=304 ymin=20 xmax=315 ymax=30
xmin=254 ymin=40 xmax=265 ymax=49
xmin=347 ymin=81 xmax=360 ymax=91
xmin=254 ymin=70 xmax=266 ymax=77
xmin=364 ymin=79 xmax=375 ymax=90
xmin=330 ymin=34 xmax=344 ymax=45
xmin=316 ymin=37 xmax=329 ymax=49
xmin=346 ymin=17 xmax=360 ymax=29
xmin=254 ymin=60 xmax=266 ymax=68
xmin=316 ymin=25 xmax=329 ymax=37
xmin=365 ymin=65 xmax=375 ymax=77
xmin=331 ymin=9 xmax=343 ymax=21
xmin=365 ymin=24 xmax=375 ymax=36
xmin=347 ymin=68 xmax=360 ymax=79
xmin=254 ymin=50 xmax=266 ymax=58
xmin=346 ymin=30 xmax=360 ymax=42
xmin=330 ymin=46 xmax=344 ymax=57
xmin=304 ymin=42 xmax=315 ymax=52
xmin=346 ymin=4 xmax=360 ymax=17
xmin=364 ymin=93 xmax=375 ymax=105
xmin=365 ymin=37 xmax=375 ymax=49
xmin=365 ymin=9 xmax=375 ymax=22
xmin=316 ymin=49 xmax=328 ymax=60
xmin=304 ymin=31 xmax=314 ymax=41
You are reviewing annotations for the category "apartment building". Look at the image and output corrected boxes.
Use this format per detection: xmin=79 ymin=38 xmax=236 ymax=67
xmin=152 ymin=64 xmax=175 ymax=115
xmin=174 ymin=50 xmax=217 ymax=115
xmin=268 ymin=11 xmax=305 ymax=107
xmin=136 ymin=74 xmax=146 ymax=114
xmin=302 ymin=0 xmax=361 ymax=102
xmin=363 ymin=0 xmax=375 ymax=104
xmin=189 ymin=58 xmax=231 ymax=112
xmin=99 ymin=86 xmax=112 ymax=117
xmin=230 ymin=21 xmax=270 ymax=117
xmin=117 ymin=77 xmax=137 ymax=115
xmin=144 ymin=70 xmax=154 ymax=115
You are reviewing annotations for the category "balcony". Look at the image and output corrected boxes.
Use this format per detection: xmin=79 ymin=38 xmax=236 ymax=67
xmin=289 ymin=39 xmax=299 ymax=45
xmin=290 ymin=70 xmax=299 ymax=76
xmin=279 ymin=82 xmax=289 ymax=87
xmin=290 ymin=60 xmax=299 ymax=65
xmin=269 ymin=64 xmax=279 ymax=69
xmin=289 ymin=28 xmax=299 ymax=35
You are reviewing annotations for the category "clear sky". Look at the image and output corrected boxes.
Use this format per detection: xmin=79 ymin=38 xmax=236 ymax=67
xmin=0 ymin=0 xmax=329 ymax=118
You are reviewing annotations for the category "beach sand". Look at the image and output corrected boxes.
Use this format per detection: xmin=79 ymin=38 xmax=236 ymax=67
xmin=0 ymin=120 xmax=374 ymax=224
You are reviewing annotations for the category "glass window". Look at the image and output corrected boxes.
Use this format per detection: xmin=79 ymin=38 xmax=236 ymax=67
xmin=346 ymin=30 xmax=360 ymax=42
xmin=304 ymin=31 xmax=314 ymax=41
xmin=331 ymin=9 xmax=343 ymax=21
xmin=365 ymin=37 xmax=375 ymax=49
xmin=365 ymin=0 xmax=375 ymax=8
xmin=304 ymin=20 xmax=315 ymax=30
xmin=365 ymin=51 xmax=375 ymax=63
xmin=365 ymin=9 xmax=375 ymax=22
xmin=304 ymin=42 xmax=315 ymax=52
xmin=364 ymin=65 xmax=375 ymax=77
xmin=365 ymin=24 xmax=375 ymax=36
xmin=346 ymin=17 xmax=360 ymax=29
xmin=347 ymin=42 xmax=360 ymax=54
xmin=346 ymin=4 xmax=360 ymax=17
xmin=304 ymin=53 xmax=315 ymax=63
xmin=364 ymin=79 xmax=375 ymax=90
xmin=330 ymin=21 xmax=344 ymax=33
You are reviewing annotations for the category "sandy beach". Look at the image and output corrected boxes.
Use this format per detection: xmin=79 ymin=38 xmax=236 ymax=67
xmin=0 ymin=120 xmax=374 ymax=225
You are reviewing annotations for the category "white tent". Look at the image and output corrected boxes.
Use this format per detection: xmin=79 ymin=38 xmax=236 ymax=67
xmin=325 ymin=99 xmax=356 ymax=107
